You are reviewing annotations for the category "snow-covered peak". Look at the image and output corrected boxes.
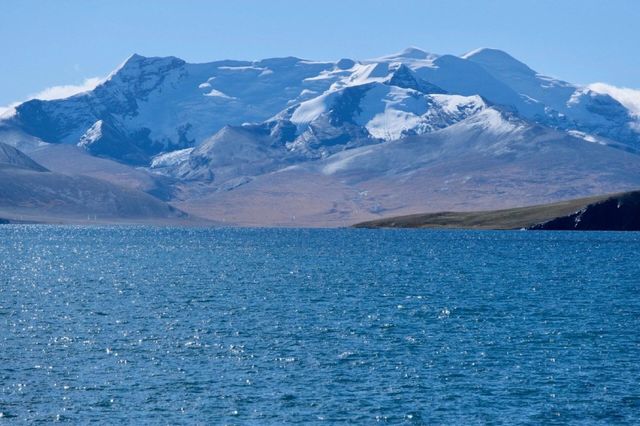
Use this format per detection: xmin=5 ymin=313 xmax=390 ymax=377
xmin=108 ymin=53 xmax=185 ymax=78
xmin=287 ymin=81 xmax=487 ymax=148
xmin=118 ymin=53 xmax=148 ymax=69
xmin=461 ymin=48 xmax=604 ymax=125
xmin=378 ymin=47 xmax=437 ymax=61
xmin=332 ymin=62 xmax=445 ymax=95
xmin=384 ymin=64 xmax=446 ymax=94
xmin=396 ymin=47 xmax=431 ymax=59
xmin=462 ymin=47 xmax=535 ymax=76
xmin=102 ymin=53 xmax=186 ymax=93
xmin=255 ymin=56 xmax=307 ymax=68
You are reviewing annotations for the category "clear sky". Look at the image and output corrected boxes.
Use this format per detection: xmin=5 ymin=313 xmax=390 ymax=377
xmin=1 ymin=0 xmax=639 ymax=106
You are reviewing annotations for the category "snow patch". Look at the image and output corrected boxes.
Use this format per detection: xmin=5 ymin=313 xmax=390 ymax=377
xmin=470 ymin=109 xmax=519 ymax=133
xmin=78 ymin=120 xmax=104 ymax=147
xmin=566 ymin=88 xmax=590 ymax=106
xmin=204 ymin=89 xmax=235 ymax=99
xmin=375 ymin=47 xmax=439 ymax=63
xmin=365 ymin=110 xmax=423 ymax=140
xmin=290 ymin=93 xmax=332 ymax=125
xmin=303 ymin=71 xmax=335 ymax=82
xmin=218 ymin=66 xmax=264 ymax=72
xmin=567 ymin=130 xmax=605 ymax=145
xmin=431 ymin=94 xmax=484 ymax=114
xmin=348 ymin=63 xmax=390 ymax=85
xmin=151 ymin=148 xmax=194 ymax=168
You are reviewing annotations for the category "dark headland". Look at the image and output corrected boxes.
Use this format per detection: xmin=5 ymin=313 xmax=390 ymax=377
xmin=353 ymin=191 xmax=640 ymax=231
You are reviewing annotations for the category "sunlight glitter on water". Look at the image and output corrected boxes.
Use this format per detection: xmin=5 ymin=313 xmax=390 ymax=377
xmin=0 ymin=226 xmax=639 ymax=423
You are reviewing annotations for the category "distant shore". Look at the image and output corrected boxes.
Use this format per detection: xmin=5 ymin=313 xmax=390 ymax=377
xmin=0 ymin=214 xmax=215 ymax=227
xmin=353 ymin=191 xmax=640 ymax=231
xmin=3 ymin=191 xmax=640 ymax=230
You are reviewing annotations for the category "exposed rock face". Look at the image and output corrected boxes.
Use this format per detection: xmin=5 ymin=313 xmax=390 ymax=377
xmin=529 ymin=191 xmax=640 ymax=231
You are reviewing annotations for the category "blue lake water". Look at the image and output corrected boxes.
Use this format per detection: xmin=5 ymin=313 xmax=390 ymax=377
xmin=1 ymin=226 xmax=639 ymax=424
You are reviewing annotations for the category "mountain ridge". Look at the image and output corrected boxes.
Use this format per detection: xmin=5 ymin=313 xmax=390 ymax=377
xmin=3 ymin=47 xmax=638 ymax=164
xmin=0 ymin=141 xmax=197 ymax=225
xmin=0 ymin=47 xmax=639 ymax=226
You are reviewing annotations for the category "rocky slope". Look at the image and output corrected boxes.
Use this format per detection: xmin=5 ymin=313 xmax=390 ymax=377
xmin=0 ymin=142 xmax=190 ymax=224
xmin=530 ymin=191 xmax=640 ymax=230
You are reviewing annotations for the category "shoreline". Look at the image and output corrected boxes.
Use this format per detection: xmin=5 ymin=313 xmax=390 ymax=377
xmin=353 ymin=190 xmax=640 ymax=231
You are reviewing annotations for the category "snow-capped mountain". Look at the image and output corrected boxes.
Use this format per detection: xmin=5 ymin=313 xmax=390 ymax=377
xmin=170 ymin=107 xmax=640 ymax=227
xmin=2 ymin=47 xmax=638 ymax=164
xmin=165 ymin=83 xmax=490 ymax=184
xmin=462 ymin=48 xmax=640 ymax=148
xmin=1 ymin=47 xmax=639 ymax=226
xmin=1 ymin=54 xmax=343 ymax=164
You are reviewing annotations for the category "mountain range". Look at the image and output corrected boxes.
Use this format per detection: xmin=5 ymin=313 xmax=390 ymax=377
xmin=1 ymin=47 xmax=639 ymax=226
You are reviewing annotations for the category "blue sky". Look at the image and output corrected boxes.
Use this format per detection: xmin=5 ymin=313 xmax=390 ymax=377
xmin=1 ymin=0 xmax=639 ymax=106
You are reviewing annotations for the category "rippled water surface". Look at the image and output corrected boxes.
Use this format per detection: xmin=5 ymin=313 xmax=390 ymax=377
xmin=1 ymin=226 xmax=639 ymax=423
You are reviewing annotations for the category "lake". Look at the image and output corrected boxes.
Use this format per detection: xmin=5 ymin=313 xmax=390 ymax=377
xmin=1 ymin=226 xmax=639 ymax=423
